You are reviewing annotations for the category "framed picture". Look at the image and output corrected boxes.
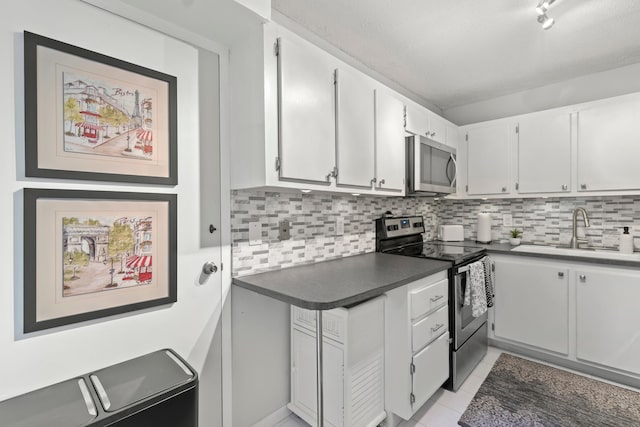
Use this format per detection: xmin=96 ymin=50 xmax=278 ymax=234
xmin=24 ymin=31 xmax=178 ymax=185
xmin=23 ymin=188 xmax=177 ymax=332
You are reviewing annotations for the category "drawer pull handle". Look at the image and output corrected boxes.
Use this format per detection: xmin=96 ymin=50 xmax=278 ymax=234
xmin=431 ymin=323 xmax=444 ymax=333
xmin=430 ymin=295 xmax=444 ymax=302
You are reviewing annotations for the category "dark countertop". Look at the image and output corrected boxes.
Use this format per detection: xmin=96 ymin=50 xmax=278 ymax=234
xmin=232 ymin=253 xmax=451 ymax=310
xmin=436 ymin=240 xmax=640 ymax=268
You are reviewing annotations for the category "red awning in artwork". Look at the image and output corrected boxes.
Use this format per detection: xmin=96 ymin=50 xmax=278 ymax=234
xmin=79 ymin=110 xmax=102 ymax=117
xmin=126 ymin=255 xmax=152 ymax=268
xmin=75 ymin=122 xmax=105 ymax=130
xmin=136 ymin=128 xmax=153 ymax=142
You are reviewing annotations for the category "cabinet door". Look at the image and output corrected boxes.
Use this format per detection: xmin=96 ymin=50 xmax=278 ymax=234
xmin=277 ymin=37 xmax=335 ymax=184
xmin=517 ymin=112 xmax=571 ymax=193
xmin=412 ymin=332 xmax=449 ymax=410
xmin=577 ymin=95 xmax=640 ymax=191
xmin=374 ymin=90 xmax=405 ymax=191
xmin=466 ymin=123 xmax=510 ymax=195
xmin=493 ymin=258 xmax=569 ymax=355
xmin=405 ymin=102 xmax=430 ymax=137
xmin=291 ymin=328 xmax=344 ymax=427
xmin=335 ymin=68 xmax=375 ymax=188
xmin=445 ymin=123 xmax=459 ymax=149
xmin=428 ymin=113 xmax=447 ymax=145
xmin=576 ymin=268 xmax=640 ymax=375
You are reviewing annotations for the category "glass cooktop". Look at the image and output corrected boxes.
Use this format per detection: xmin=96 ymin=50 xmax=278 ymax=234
xmin=383 ymin=242 xmax=485 ymax=264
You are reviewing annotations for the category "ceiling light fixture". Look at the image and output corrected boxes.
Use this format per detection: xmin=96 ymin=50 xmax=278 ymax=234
xmin=535 ymin=0 xmax=556 ymax=30
xmin=538 ymin=14 xmax=555 ymax=30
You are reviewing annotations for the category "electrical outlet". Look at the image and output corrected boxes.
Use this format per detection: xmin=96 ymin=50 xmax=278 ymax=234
xmin=249 ymin=222 xmax=261 ymax=246
xmin=279 ymin=220 xmax=291 ymax=240
xmin=336 ymin=217 xmax=344 ymax=236
xmin=502 ymin=213 xmax=513 ymax=227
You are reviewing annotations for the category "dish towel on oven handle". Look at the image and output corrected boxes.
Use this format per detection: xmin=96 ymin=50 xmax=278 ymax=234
xmin=463 ymin=259 xmax=488 ymax=317
xmin=482 ymin=256 xmax=495 ymax=308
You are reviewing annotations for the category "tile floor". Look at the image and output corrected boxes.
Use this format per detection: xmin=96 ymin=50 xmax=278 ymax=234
xmin=272 ymin=346 xmax=640 ymax=427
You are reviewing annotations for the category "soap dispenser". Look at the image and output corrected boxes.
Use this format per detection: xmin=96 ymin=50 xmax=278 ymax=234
xmin=620 ymin=227 xmax=634 ymax=254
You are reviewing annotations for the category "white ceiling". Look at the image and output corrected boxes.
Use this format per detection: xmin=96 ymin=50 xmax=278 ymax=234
xmin=272 ymin=0 xmax=640 ymax=111
xmin=90 ymin=0 xmax=640 ymax=123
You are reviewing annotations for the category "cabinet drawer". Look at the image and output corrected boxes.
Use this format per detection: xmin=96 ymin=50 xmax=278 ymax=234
xmin=410 ymin=278 xmax=448 ymax=320
xmin=412 ymin=305 xmax=449 ymax=353
xmin=412 ymin=332 xmax=450 ymax=409
xmin=292 ymin=306 xmax=345 ymax=343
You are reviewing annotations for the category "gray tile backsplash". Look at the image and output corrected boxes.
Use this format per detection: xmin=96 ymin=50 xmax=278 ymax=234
xmin=231 ymin=190 xmax=640 ymax=276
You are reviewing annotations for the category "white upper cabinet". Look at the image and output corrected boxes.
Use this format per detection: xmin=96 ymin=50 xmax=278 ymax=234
xmin=230 ymin=23 xmax=409 ymax=196
xmin=466 ymin=123 xmax=511 ymax=195
xmin=335 ymin=68 xmax=375 ymax=188
xmin=375 ymin=90 xmax=405 ymax=192
xmin=405 ymin=102 xmax=452 ymax=147
xmin=517 ymin=111 xmax=571 ymax=194
xmin=277 ymin=37 xmax=336 ymax=184
xmin=577 ymin=94 xmax=640 ymax=192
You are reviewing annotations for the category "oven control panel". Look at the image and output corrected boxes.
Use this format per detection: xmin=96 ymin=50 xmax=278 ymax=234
xmin=377 ymin=216 xmax=425 ymax=238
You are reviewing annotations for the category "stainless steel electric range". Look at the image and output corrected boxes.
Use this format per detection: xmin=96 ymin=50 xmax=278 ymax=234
xmin=375 ymin=214 xmax=488 ymax=391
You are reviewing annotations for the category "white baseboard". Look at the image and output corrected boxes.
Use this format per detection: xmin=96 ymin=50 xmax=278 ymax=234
xmin=251 ymin=405 xmax=293 ymax=427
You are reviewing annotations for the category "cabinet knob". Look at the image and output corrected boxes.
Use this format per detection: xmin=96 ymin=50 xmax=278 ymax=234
xmin=579 ymin=274 xmax=586 ymax=282
xmin=580 ymin=184 xmax=587 ymax=190
xmin=379 ymin=179 xmax=385 ymax=187
xmin=431 ymin=131 xmax=436 ymax=137
xmin=562 ymin=184 xmax=568 ymax=191
xmin=501 ymin=187 xmax=507 ymax=192
xmin=558 ymin=272 xmax=564 ymax=278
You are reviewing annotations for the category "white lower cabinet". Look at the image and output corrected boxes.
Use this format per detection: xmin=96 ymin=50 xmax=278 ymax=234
xmin=493 ymin=257 xmax=569 ymax=355
xmin=384 ymin=271 xmax=449 ymax=421
xmin=288 ymin=296 xmax=385 ymax=427
xmin=491 ymin=254 xmax=640 ymax=384
xmin=575 ymin=267 xmax=640 ymax=376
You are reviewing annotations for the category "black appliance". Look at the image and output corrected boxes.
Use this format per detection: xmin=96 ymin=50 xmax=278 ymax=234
xmin=376 ymin=214 xmax=488 ymax=391
xmin=0 ymin=349 xmax=198 ymax=427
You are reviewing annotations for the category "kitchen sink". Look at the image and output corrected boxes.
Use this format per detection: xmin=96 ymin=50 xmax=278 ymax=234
xmin=511 ymin=244 xmax=640 ymax=261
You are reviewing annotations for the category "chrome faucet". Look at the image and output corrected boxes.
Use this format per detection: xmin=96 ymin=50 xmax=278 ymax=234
xmin=569 ymin=207 xmax=590 ymax=248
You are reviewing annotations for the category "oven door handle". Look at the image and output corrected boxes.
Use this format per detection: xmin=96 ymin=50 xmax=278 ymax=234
xmin=457 ymin=273 xmax=466 ymax=308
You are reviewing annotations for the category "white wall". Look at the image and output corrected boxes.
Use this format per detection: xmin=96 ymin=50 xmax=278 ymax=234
xmin=1 ymin=2 xmax=229 ymax=426
xmin=443 ymin=62 xmax=640 ymax=125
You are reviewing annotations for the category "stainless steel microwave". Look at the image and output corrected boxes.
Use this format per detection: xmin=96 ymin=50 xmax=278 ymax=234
xmin=406 ymin=135 xmax=457 ymax=196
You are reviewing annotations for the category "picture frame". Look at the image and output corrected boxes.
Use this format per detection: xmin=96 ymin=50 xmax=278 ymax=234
xmin=23 ymin=188 xmax=177 ymax=333
xmin=24 ymin=31 xmax=178 ymax=185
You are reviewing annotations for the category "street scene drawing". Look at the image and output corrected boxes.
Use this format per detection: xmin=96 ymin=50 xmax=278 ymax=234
xmin=63 ymin=72 xmax=154 ymax=160
xmin=62 ymin=215 xmax=153 ymax=297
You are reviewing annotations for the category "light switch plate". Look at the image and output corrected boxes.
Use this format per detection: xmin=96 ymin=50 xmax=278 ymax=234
xmin=336 ymin=217 xmax=344 ymax=236
xmin=249 ymin=222 xmax=261 ymax=246
xmin=279 ymin=220 xmax=291 ymax=240
xmin=502 ymin=214 xmax=513 ymax=227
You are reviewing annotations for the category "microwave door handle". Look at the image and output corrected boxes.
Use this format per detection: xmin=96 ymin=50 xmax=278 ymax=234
xmin=447 ymin=154 xmax=458 ymax=187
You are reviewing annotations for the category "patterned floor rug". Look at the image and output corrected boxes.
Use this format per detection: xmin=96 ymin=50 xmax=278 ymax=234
xmin=459 ymin=353 xmax=640 ymax=427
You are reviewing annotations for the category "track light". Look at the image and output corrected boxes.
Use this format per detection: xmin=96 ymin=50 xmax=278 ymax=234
xmin=535 ymin=0 xmax=556 ymax=30
xmin=538 ymin=14 xmax=555 ymax=30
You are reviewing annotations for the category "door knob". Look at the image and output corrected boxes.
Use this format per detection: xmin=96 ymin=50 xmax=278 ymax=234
xmin=202 ymin=261 xmax=218 ymax=275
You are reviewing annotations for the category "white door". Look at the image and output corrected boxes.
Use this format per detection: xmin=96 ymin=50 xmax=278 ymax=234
xmin=466 ymin=123 xmax=511 ymax=195
xmin=374 ymin=89 xmax=405 ymax=192
xmin=517 ymin=111 xmax=571 ymax=193
xmin=335 ymin=68 xmax=375 ymax=188
xmin=291 ymin=328 xmax=344 ymax=427
xmin=277 ymin=37 xmax=335 ymax=184
xmin=493 ymin=258 xmax=569 ymax=355
xmin=575 ymin=268 xmax=640 ymax=375
xmin=577 ymin=95 xmax=640 ymax=191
